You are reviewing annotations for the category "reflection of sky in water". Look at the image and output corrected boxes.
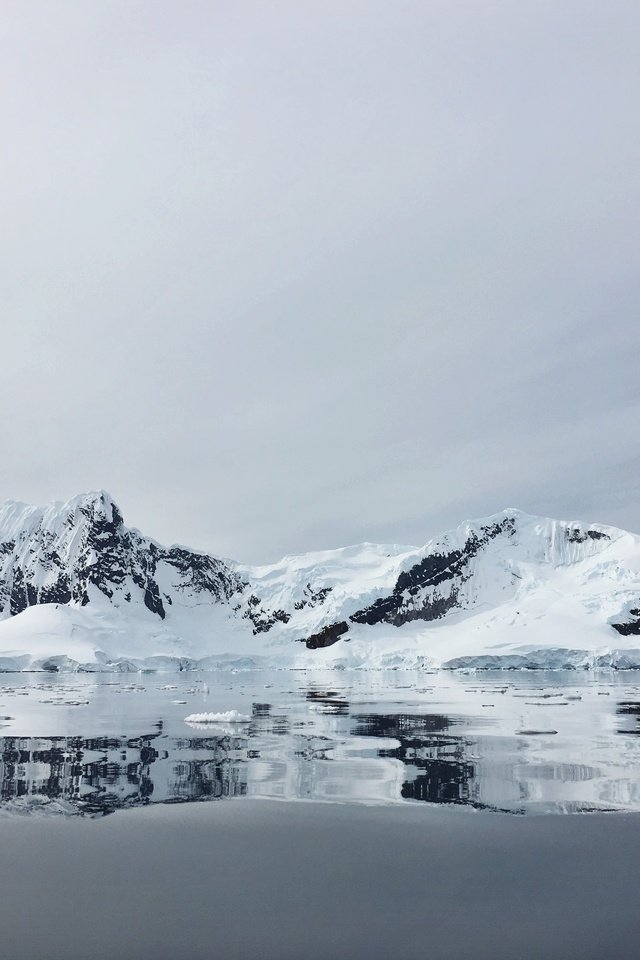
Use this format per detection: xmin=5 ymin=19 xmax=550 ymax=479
xmin=0 ymin=670 xmax=639 ymax=816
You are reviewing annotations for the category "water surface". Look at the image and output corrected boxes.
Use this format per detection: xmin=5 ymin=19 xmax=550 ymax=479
xmin=1 ymin=668 xmax=639 ymax=816
xmin=1 ymin=799 xmax=640 ymax=960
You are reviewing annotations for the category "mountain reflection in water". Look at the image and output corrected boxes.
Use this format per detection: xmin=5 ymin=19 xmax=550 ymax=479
xmin=1 ymin=671 xmax=640 ymax=817
xmin=0 ymin=688 xmax=638 ymax=816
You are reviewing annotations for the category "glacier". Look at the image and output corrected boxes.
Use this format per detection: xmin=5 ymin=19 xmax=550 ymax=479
xmin=0 ymin=490 xmax=638 ymax=672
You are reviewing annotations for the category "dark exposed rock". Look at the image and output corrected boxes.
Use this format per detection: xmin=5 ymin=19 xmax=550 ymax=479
xmin=79 ymin=495 xmax=130 ymax=597
xmin=9 ymin=567 xmax=27 ymax=616
xmin=38 ymin=576 xmax=72 ymax=606
xmin=244 ymin=603 xmax=291 ymax=635
xmin=390 ymin=588 xmax=462 ymax=625
xmin=301 ymin=621 xmax=349 ymax=650
xmin=0 ymin=498 xmax=628 ymax=653
xmin=164 ymin=547 xmax=242 ymax=603
xmin=351 ymin=518 xmax=515 ymax=629
xmin=612 ymin=608 xmax=640 ymax=636
xmin=294 ymin=583 xmax=332 ymax=611
xmin=0 ymin=492 xmax=246 ymax=622
xmin=567 ymin=527 xmax=611 ymax=544
xmin=143 ymin=582 xmax=165 ymax=620
xmin=298 ymin=519 xmax=518 ymax=650
xmin=567 ymin=528 xmax=587 ymax=543
xmin=8 ymin=567 xmax=39 ymax=615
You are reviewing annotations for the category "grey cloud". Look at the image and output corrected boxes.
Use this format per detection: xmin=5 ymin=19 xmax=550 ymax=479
xmin=1 ymin=1 xmax=638 ymax=560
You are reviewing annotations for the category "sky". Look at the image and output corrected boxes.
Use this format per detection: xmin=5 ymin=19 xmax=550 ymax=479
xmin=1 ymin=0 xmax=639 ymax=562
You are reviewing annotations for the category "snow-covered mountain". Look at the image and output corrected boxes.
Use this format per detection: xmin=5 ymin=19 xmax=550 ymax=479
xmin=0 ymin=491 xmax=638 ymax=671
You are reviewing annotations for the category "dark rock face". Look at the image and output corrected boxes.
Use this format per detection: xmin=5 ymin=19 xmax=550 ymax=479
xmin=75 ymin=498 xmax=128 ymax=601
xmin=294 ymin=583 xmax=332 ymax=611
xmin=0 ymin=498 xmax=630 ymax=652
xmin=0 ymin=493 xmax=246 ymax=623
xmin=567 ymin=527 xmax=611 ymax=544
xmin=0 ymin=491 xmax=303 ymax=636
xmin=9 ymin=567 xmax=29 ymax=616
xmin=143 ymin=582 xmax=166 ymax=619
xmin=295 ymin=518 xmax=518 ymax=649
xmin=244 ymin=581 xmax=332 ymax=636
xmin=351 ymin=517 xmax=516 ymax=629
xmin=612 ymin=608 xmax=640 ymax=636
xmin=244 ymin=596 xmax=291 ymax=635
xmin=163 ymin=547 xmax=242 ymax=603
xmin=302 ymin=621 xmax=349 ymax=650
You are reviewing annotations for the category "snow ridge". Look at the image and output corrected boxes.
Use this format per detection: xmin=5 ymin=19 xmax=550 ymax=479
xmin=0 ymin=493 xmax=638 ymax=671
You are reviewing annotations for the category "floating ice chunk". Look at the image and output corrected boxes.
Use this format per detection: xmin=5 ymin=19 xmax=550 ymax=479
xmin=183 ymin=710 xmax=250 ymax=724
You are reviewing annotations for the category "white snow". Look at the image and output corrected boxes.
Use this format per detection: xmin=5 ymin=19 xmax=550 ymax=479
xmin=0 ymin=495 xmax=639 ymax=671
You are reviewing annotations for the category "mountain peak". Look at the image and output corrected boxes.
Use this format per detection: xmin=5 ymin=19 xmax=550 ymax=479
xmin=74 ymin=490 xmax=124 ymax=529
xmin=0 ymin=493 xmax=638 ymax=673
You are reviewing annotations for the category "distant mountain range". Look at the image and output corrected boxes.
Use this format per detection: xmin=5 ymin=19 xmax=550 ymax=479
xmin=0 ymin=490 xmax=638 ymax=671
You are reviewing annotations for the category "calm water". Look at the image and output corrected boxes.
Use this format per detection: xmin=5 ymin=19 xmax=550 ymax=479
xmin=2 ymin=669 xmax=640 ymax=960
xmin=1 ymin=668 xmax=639 ymax=816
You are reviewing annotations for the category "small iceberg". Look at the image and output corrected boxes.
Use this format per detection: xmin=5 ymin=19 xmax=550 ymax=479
xmin=183 ymin=710 xmax=251 ymax=724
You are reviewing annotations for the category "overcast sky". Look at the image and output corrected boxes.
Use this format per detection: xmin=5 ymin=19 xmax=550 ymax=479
xmin=1 ymin=1 xmax=639 ymax=561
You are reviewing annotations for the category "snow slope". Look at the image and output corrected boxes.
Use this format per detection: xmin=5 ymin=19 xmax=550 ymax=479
xmin=0 ymin=492 xmax=638 ymax=671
